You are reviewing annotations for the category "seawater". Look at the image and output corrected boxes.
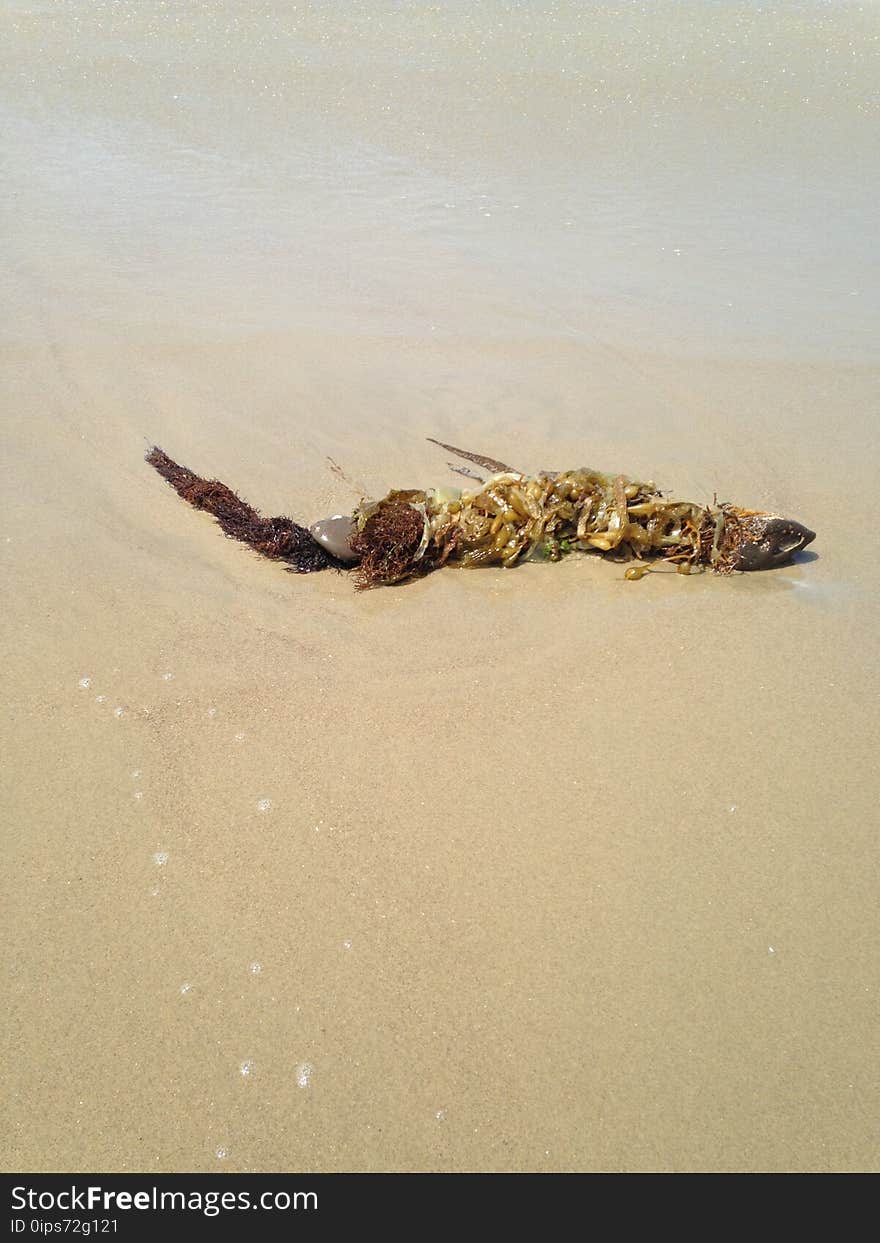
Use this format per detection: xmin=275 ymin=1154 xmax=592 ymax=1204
xmin=2 ymin=0 xmax=878 ymax=361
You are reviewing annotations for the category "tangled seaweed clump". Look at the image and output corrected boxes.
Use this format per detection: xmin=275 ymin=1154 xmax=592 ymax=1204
xmin=146 ymin=441 xmax=815 ymax=588
xmin=348 ymin=467 xmax=808 ymax=588
xmin=349 ymin=490 xmax=462 ymax=590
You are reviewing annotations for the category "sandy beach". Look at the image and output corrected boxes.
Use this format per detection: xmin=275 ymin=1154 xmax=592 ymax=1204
xmin=3 ymin=2 xmax=879 ymax=1172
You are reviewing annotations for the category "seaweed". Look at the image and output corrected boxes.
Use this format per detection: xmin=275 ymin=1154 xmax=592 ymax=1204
xmin=425 ymin=438 xmax=516 ymax=475
xmin=348 ymin=460 xmax=815 ymax=586
xmin=146 ymin=442 xmax=815 ymax=589
xmin=145 ymin=447 xmax=335 ymax=573
xmin=349 ymin=496 xmax=427 ymax=590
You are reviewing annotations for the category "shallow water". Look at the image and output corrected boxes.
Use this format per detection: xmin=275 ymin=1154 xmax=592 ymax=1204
xmin=3 ymin=1 xmax=878 ymax=357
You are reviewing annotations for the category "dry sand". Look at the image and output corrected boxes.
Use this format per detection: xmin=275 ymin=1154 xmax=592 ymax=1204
xmin=3 ymin=2 xmax=879 ymax=1172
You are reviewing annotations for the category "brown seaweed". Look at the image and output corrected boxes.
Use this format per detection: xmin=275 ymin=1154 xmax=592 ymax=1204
xmin=425 ymin=438 xmax=517 ymax=475
xmin=349 ymin=495 xmax=427 ymax=590
xmin=146 ymin=447 xmax=335 ymax=573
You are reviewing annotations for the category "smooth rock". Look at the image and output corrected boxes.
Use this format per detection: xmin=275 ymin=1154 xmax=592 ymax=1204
xmin=309 ymin=514 xmax=359 ymax=563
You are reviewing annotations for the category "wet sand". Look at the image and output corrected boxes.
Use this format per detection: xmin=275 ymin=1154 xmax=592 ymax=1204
xmin=3 ymin=2 xmax=879 ymax=1171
